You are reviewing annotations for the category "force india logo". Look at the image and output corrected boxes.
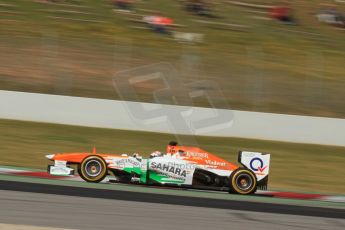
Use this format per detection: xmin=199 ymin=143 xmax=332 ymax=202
xmin=110 ymin=158 xmax=140 ymax=167
xmin=150 ymin=162 xmax=187 ymax=178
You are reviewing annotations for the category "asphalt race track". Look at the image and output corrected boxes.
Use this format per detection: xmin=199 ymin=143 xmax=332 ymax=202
xmin=0 ymin=180 xmax=344 ymax=230
xmin=0 ymin=190 xmax=344 ymax=230
xmin=1 ymin=180 xmax=345 ymax=218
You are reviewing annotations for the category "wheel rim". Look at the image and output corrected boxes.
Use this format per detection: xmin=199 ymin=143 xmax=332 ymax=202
xmin=235 ymin=173 xmax=253 ymax=191
xmin=85 ymin=160 xmax=103 ymax=177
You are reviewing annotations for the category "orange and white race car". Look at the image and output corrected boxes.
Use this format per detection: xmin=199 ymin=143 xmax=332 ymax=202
xmin=46 ymin=141 xmax=270 ymax=195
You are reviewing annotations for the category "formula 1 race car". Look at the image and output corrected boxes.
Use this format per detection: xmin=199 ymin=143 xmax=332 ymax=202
xmin=46 ymin=142 xmax=270 ymax=195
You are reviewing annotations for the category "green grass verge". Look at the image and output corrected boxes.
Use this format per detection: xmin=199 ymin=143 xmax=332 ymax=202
xmin=0 ymin=0 xmax=344 ymax=117
xmin=0 ymin=119 xmax=344 ymax=194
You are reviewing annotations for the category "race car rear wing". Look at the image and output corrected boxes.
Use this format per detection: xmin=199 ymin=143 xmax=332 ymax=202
xmin=238 ymin=151 xmax=270 ymax=190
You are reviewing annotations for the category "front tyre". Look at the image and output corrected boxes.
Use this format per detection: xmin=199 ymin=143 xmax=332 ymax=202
xmin=78 ymin=156 xmax=107 ymax=183
xmin=229 ymin=168 xmax=257 ymax=195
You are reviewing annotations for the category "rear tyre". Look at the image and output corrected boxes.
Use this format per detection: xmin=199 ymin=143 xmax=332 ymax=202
xmin=78 ymin=156 xmax=107 ymax=183
xmin=229 ymin=168 xmax=257 ymax=195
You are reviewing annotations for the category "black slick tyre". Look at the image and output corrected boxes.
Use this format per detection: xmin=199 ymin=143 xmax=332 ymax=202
xmin=229 ymin=168 xmax=257 ymax=195
xmin=78 ymin=155 xmax=107 ymax=183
